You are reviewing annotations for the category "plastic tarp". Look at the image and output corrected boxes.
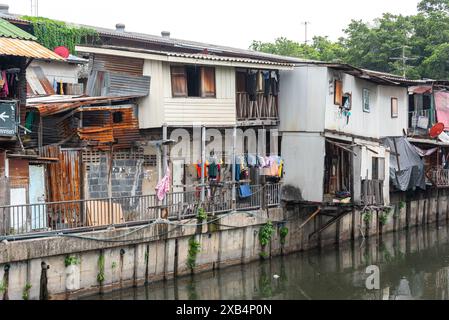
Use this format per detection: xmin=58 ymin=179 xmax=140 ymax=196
xmin=435 ymin=91 xmax=449 ymax=130
xmin=382 ymin=137 xmax=426 ymax=192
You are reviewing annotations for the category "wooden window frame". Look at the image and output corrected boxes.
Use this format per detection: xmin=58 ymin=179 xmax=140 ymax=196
xmin=334 ymin=80 xmax=343 ymax=106
xmin=391 ymin=97 xmax=399 ymax=118
xmin=170 ymin=66 xmax=188 ymax=98
xmin=170 ymin=65 xmax=216 ymax=98
xmin=363 ymin=88 xmax=370 ymax=113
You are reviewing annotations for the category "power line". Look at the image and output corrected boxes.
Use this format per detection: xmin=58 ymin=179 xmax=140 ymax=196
xmin=389 ymin=45 xmax=418 ymax=77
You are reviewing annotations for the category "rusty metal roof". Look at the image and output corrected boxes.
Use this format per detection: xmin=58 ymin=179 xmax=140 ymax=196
xmin=0 ymin=38 xmax=65 ymax=60
xmin=27 ymin=95 xmax=140 ymax=116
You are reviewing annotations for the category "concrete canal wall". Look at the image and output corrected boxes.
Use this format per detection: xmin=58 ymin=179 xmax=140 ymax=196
xmin=1 ymin=188 xmax=449 ymax=300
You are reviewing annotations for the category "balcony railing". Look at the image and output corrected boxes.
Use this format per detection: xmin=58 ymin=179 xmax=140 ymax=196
xmin=236 ymin=92 xmax=279 ymax=124
xmin=408 ymin=110 xmax=434 ymax=135
xmin=0 ymin=183 xmax=282 ymax=238
xmin=428 ymin=169 xmax=449 ymax=187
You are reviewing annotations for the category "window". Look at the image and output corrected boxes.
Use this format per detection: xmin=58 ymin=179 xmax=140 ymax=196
xmin=342 ymin=93 xmax=352 ymax=110
xmin=112 ymin=111 xmax=123 ymax=123
xmin=363 ymin=89 xmax=370 ymax=113
xmin=171 ymin=65 xmax=216 ymax=98
xmin=391 ymin=97 xmax=398 ymax=118
xmin=334 ymin=80 xmax=343 ymax=106
xmin=372 ymin=157 xmax=385 ymax=181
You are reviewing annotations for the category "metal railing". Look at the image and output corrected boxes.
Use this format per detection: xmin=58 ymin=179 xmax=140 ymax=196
xmin=0 ymin=183 xmax=282 ymax=237
xmin=429 ymin=169 xmax=449 ymax=187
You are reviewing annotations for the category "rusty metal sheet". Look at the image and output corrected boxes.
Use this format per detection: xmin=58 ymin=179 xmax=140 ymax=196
xmin=92 ymin=53 xmax=144 ymax=76
xmin=78 ymin=105 xmax=140 ymax=150
xmin=86 ymin=70 xmax=150 ymax=97
xmin=0 ymin=38 xmax=64 ymax=60
xmin=27 ymin=95 xmax=140 ymax=116
xmin=41 ymin=145 xmax=81 ymax=202
xmin=26 ymin=66 xmax=55 ymax=96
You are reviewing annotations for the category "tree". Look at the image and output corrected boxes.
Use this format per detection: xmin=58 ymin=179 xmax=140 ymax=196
xmin=250 ymin=1 xmax=449 ymax=80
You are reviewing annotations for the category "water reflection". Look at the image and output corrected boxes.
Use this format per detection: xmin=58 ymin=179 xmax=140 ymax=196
xmin=83 ymin=223 xmax=449 ymax=300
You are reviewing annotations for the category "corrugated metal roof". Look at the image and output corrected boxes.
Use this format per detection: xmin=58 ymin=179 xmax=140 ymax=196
xmin=80 ymin=45 xmax=295 ymax=67
xmin=0 ymin=38 xmax=64 ymax=60
xmin=0 ymin=17 xmax=36 ymax=40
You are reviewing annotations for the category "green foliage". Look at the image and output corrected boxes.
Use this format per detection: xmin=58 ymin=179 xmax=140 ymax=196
xmin=0 ymin=280 xmax=6 ymax=294
xmin=64 ymin=255 xmax=80 ymax=267
xmin=279 ymin=226 xmax=289 ymax=245
xmin=97 ymin=253 xmax=105 ymax=284
xmin=251 ymin=1 xmax=449 ymax=80
xmin=186 ymin=237 xmax=201 ymax=271
xmin=379 ymin=212 xmax=389 ymax=226
xmin=21 ymin=16 xmax=99 ymax=53
xmin=196 ymin=207 xmax=207 ymax=222
xmin=363 ymin=211 xmax=373 ymax=225
xmin=259 ymin=221 xmax=275 ymax=247
xmin=399 ymin=201 xmax=406 ymax=210
xmin=22 ymin=283 xmax=32 ymax=300
xmin=259 ymin=251 xmax=269 ymax=259
xmin=111 ymin=262 xmax=117 ymax=270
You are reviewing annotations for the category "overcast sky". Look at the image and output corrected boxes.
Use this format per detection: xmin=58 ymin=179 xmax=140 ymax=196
xmin=4 ymin=0 xmax=420 ymax=49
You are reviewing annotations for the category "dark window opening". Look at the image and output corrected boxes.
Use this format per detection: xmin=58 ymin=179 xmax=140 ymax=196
xmin=113 ymin=111 xmax=123 ymax=123
xmin=170 ymin=65 xmax=216 ymax=98
xmin=186 ymin=65 xmax=201 ymax=97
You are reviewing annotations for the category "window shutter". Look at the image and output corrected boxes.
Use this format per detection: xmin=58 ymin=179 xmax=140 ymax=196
xmin=171 ymin=66 xmax=187 ymax=97
xmin=200 ymin=67 xmax=216 ymax=98
xmin=334 ymin=80 xmax=343 ymax=106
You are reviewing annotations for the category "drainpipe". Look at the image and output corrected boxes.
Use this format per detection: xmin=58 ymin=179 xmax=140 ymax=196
xmin=162 ymin=124 xmax=168 ymax=217
xmin=201 ymin=125 xmax=206 ymax=203
xmin=232 ymin=125 xmax=237 ymax=209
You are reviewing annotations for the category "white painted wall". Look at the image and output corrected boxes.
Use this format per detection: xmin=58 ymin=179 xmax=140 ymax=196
xmin=30 ymin=60 xmax=80 ymax=84
xmin=139 ymin=60 xmax=236 ymax=128
xmin=324 ymin=70 xmax=408 ymax=139
xmin=282 ymin=132 xmax=325 ymax=202
xmin=279 ymin=66 xmax=408 ymax=139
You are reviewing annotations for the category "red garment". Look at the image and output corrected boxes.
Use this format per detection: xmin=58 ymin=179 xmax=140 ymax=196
xmin=195 ymin=163 xmax=208 ymax=178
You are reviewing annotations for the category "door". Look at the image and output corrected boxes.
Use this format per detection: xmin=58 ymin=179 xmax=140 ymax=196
xmin=172 ymin=159 xmax=185 ymax=193
xmin=29 ymin=165 xmax=47 ymax=230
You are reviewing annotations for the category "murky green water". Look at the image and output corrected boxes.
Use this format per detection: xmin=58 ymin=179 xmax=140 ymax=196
xmin=84 ymin=223 xmax=449 ymax=300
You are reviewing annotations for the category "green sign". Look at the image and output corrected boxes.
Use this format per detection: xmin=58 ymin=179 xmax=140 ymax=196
xmin=0 ymin=101 xmax=17 ymax=137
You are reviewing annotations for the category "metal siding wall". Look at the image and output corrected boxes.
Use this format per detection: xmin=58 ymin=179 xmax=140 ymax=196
xmin=282 ymin=133 xmax=325 ymax=202
xmin=162 ymin=65 xmax=236 ymax=126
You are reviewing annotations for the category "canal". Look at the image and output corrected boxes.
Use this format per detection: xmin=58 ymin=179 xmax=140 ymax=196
xmin=83 ymin=223 xmax=449 ymax=300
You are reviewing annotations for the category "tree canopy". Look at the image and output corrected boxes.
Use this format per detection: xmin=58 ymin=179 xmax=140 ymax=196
xmin=250 ymin=0 xmax=449 ymax=80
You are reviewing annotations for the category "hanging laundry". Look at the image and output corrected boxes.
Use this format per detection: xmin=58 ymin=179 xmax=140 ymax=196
xmin=270 ymin=71 xmax=280 ymax=97
xmin=256 ymin=71 xmax=264 ymax=92
xmin=257 ymin=155 xmax=266 ymax=168
xmin=155 ymin=168 xmax=171 ymax=201
xmin=195 ymin=161 xmax=209 ymax=179
xmin=209 ymin=162 xmax=218 ymax=179
xmin=0 ymin=71 xmax=9 ymax=98
xmin=246 ymin=70 xmax=258 ymax=101
xmin=235 ymin=164 xmax=241 ymax=182
xmin=246 ymin=154 xmax=257 ymax=167
xmin=263 ymin=71 xmax=271 ymax=97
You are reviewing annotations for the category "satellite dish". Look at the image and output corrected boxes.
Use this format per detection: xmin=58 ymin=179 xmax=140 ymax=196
xmin=429 ymin=123 xmax=445 ymax=138
xmin=54 ymin=46 xmax=70 ymax=59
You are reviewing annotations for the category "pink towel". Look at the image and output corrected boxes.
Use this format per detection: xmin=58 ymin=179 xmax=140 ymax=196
xmin=435 ymin=91 xmax=449 ymax=130
xmin=156 ymin=168 xmax=171 ymax=201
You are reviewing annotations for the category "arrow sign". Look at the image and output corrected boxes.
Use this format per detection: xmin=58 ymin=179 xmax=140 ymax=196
xmin=0 ymin=102 xmax=17 ymax=137
xmin=0 ymin=112 xmax=10 ymax=122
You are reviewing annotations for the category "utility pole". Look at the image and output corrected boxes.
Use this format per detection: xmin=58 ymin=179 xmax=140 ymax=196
xmin=301 ymin=21 xmax=311 ymax=45
xmin=390 ymin=45 xmax=417 ymax=78
xmin=30 ymin=0 xmax=39 ymax=16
